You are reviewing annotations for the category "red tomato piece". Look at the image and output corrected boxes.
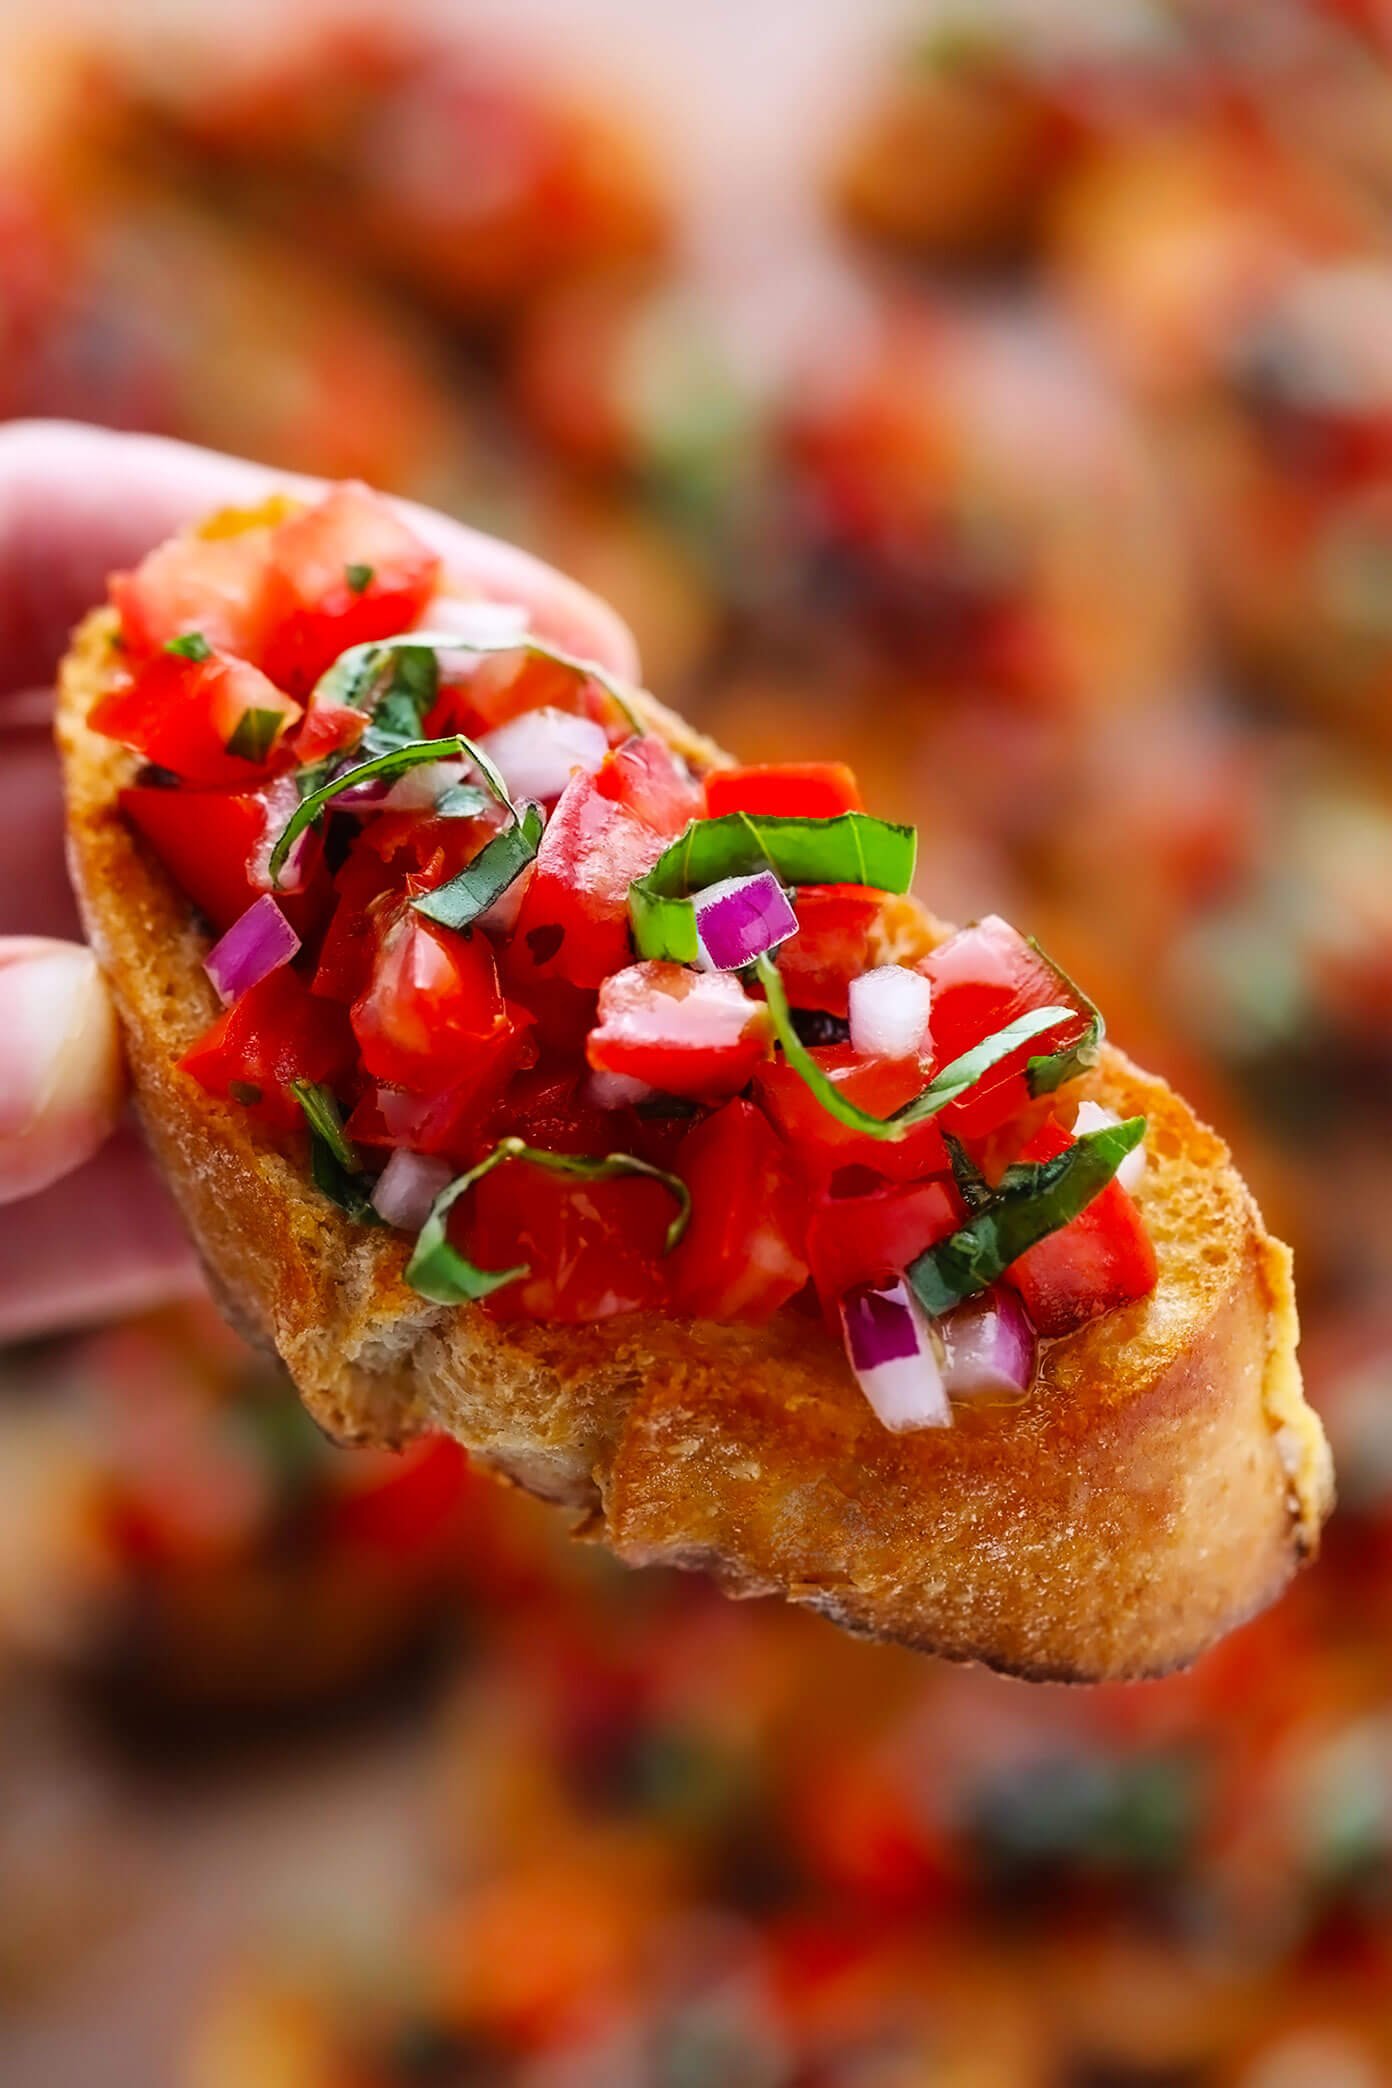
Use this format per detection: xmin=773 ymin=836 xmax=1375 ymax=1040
xmin=509 ymin=737 xmax=696 ymax=992
xmin=593 ymin=734 xmax=704 ymax=830
xmin=919 ymin=914 xmax=1092 ymax=1140
xmin=704 ymin=762 xmax=863 ymax=820
xmin=293 ymin=698 xmax=367 ymax=767
xmin=443 ymin=647 xmax=625 ymax=739
xmin=122 ymin=783 xmax=327 ymax=936
xmin=668 ymin=1100 xmax=809 ymax=1321
xmin=321 ymin=1437 xmax=471 ymax=1559
xmin=587 ymin=961 xmax=771 ymax=1100
xmin=1007 ymin=1119 xmax=1157 ymax=1338
xmin=179 ymin=969 xmax=354 ymax=1130
xmin=754 ymin=1047 xmax=949 ymax=1187
xmin=778 ymin=886 xmax=884 ymax=1017
xmin=109 ymin=526 xmax=273 ymax=663
xmin=345 ymin=1019 xmax=534 ymax=1164
xmin=805 ymin=1177 xmax=962 ymax=1323
xmin=462 ymin=1151 xmax=672 ymax=1323
xmin=90 ymin=648 xmax=301 ymax=788
xmin=259 ymin=482 xmax=441 ymax=696
xmin=351 ymin=913 xmax=510 ymax=1093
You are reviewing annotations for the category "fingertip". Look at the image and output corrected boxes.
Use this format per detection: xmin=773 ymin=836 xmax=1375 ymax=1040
xmin=0 ymin=939 xmax=125 ymax=1204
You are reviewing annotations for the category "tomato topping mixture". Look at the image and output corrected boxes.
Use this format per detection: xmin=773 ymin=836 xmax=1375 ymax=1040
xmin=93 ymin=484 xmax=1157 ymax=1409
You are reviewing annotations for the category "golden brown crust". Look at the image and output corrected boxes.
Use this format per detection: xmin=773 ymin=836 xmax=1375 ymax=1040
xmin=57 ymin=604 xmax=1332 ymax=1679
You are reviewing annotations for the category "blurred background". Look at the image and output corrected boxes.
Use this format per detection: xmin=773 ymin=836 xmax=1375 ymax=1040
xmin=4 ymin=1 xmax=1392 ymax=2081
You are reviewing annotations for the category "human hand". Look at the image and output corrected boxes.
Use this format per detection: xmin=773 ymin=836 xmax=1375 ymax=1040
xmin=0 ymin=421 xmax=638 ymax=1341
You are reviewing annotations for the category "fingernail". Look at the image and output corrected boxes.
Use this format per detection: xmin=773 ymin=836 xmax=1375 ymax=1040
xmin=0 ymin=942 xmax=124 ymax=1200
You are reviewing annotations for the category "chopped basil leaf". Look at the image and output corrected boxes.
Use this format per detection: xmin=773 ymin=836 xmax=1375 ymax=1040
xmin=412 ymin=802 xmax=544 ymax=932
xmin=943 ymin=1132 xmax=991 ymax=1212
xmin=1024 ymin=938 xmax=1104 ymax=1096
xmin=289 ymin=1080 xmax=360 ymax=1172
xmin=226 ymin=706 xmax=286 ymax=762
xmin=165 ymin=630 xmax=212 ymax=661
xmin=267 ymin=734 xmax=510 ymax=886
xmin=406 ymin=1136 xmax=691 ymax=1305
xmin=907 ymin=1117 xmax=1147 ymax=1317
xmin=313 ymin=629 xmax=644 ymax=738
xmin=633 ymin=813 xmax=917 ymax=963
xmin=344 ymin=562 xmax=374 ymax=595
xmin=754 ymin=954 xmax=1069 ymax=1141
xmin=290 ymin=1080 xmax=382 ymax=1224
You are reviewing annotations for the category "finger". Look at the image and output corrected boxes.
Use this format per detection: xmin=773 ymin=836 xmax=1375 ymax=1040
xmin=0 ymin=419 xmax=640 ymax=700
xmin=0 ymin=938 xmax=125 ymax=1203
xmin=0 ymin=724 xmax=81 ymax=941
xmin=0 ymin=1124 xmax=201 ymax=1342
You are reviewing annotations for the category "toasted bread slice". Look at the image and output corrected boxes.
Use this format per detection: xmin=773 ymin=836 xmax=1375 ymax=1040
xmin=57 ymin=604 xmax=1332 ymax=1680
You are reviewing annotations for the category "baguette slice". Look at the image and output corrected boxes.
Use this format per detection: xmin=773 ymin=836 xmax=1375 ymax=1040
xmin=58 ymin=604 xmax=1332 ymax=1681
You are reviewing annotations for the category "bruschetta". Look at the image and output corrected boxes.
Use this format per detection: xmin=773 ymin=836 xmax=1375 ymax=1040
xmin=56 ymin=482 xmax=1332 ymax=1680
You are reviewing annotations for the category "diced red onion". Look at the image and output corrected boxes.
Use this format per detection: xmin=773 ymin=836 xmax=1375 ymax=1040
xmin=693 ymin=871 xmax=798 ymax=973
xmin=940 ymin=1285 xmax=1037 ymax=1405
xmin=585 ymin=1068 xmax=657 ymax=1110
xmin=203 ymin=895 xmax=300 ymax=1005
xmin=848 ymin=964 xmax=932 ymax=1060
xmin=371 ymin=1148 xmax=453 ymax=1231
xmin=333 ymin=774 xmax=394 ymax=813
xmin=383 ymin=759 xmax=469 ymax=812
xmin=839 ymin=1281 xmax=952 ymax=1432
xmin=1074 ymin=1100 xmax=1147 ymax=1195
xmin=478 ymin=708 xmax=608 ymax=801
xmin=249 ymin=775 xmax=314 ymax=891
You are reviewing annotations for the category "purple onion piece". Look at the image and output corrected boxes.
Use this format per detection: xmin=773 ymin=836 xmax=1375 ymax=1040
xmin=372 ymin=1149 xmax=453 ymax=1232
xmin=940 ymin=1285 xmax=1037 ymax=1405
xmin=693 ymin=870 xmax=798 ymax=973
xmin=203 ymin=895 xmax=300 ymax=1006
xmin=839 ymin=1280 xmax=952 ymax=1432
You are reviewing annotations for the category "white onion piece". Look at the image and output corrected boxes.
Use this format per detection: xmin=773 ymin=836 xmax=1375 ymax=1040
xmin=693 ymin=871 xmax=799 ymax=972
xmin=371 ymin=1149 xmax=453 ymax=1231
xmin=248 ymin=775 xmax=314 ymax=891
xmin=585 ymin=1069 xmax=656 ymax=1110
xmin=848 ymin=965 xmax=933 ymax=1059
xmin=839 ymin=1281 xmax=952 ymax=1432
xmin=478 ymin=708 xmax=608 ymax=802
xmin=1074 ymin=1100 xmax=1146 ymax=1195
xmin=382 ymin=759 xmax=470 ymax=813
xmin=940 ymin=1286 xmax=1037 ymax=1404
xmin=203 ymin=895 xmax=300 ymax=1006
xmin=417 ymin=595 xmax=531 ymax=648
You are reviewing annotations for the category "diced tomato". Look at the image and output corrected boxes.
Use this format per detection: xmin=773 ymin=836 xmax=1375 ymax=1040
xmin=587 ymin=961 xmax=770 ymax=1101
xmin=122 ymin=782 xmax=327 ymax=936
xmin=593 ymin=734 xmax=705 ymax=830
xmin=179 ymin=968 xmax=354 ymax=1130
xmin=919 ymin=915 xmax=1092 ymax=1140
xmin=1006 ymin=1119 xmax=1158 ymax=1338
xmin=461 ymin=1147 xmax=672 ymax=1322
xmin=351 ymin=913 xmax=511 ymax=1093
xmin=345 ymin=1006 xmax=535 ymax=1162
xmin=805 ymin=1177 xmax=962 ymax=1321
xmin=91 ymin=647 xmax=302 ymax=788
xmin=778 ymin=886 xmax=884 ymax=1017
xmin=754 ymin=1047 xmax=949 ymax=1188
xmin=443 ymin=646 xmax=626 ymax=739
xmin=259 ymin=483 xmax=440 ymax=695
xmin=293 ymin=698 xmax=367 ymax=767
xmin=704 ymin=762 xmax=863 ymax=820
xmin=668 ymin=1100 xmax=809 ymax=1320
xmin=509 ymin=737 xmax=695 ymax=992
xmin=109 ymin=526 xmax=273 ymax=663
